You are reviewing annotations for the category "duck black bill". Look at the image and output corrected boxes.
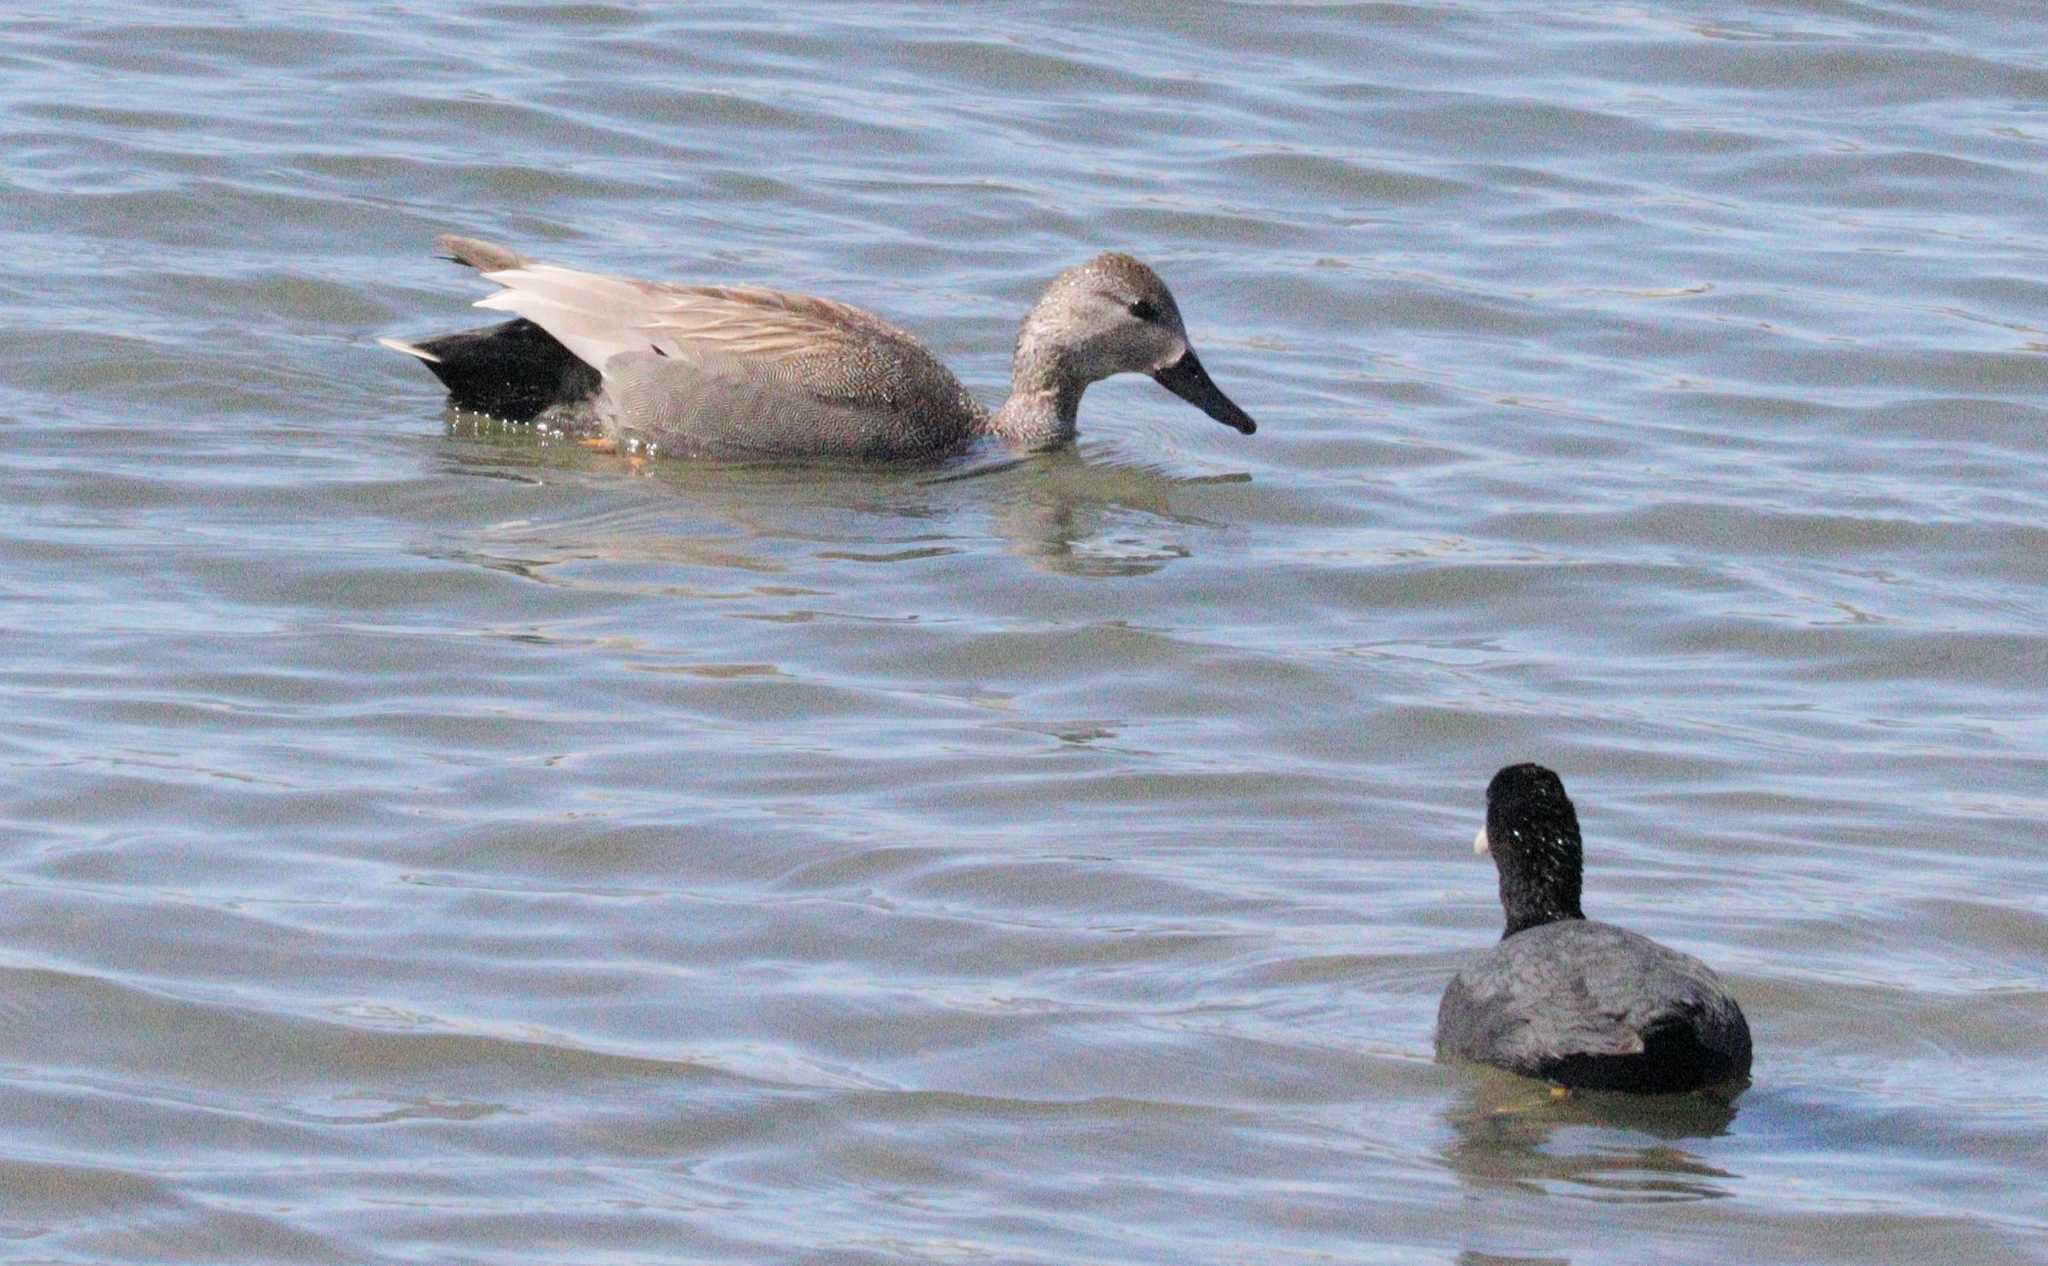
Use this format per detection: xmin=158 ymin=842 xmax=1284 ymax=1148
xmin=1152 ymin=349 xmax=1257 ymax=435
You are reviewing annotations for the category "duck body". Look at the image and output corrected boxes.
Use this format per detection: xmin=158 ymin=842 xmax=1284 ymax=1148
xmin=1436 ymin=764 xmax=1752 ymax=1094
xmin=1436 ymin=918 xmax=1752 ymax=1094
xmin=382 ymin=235 xmax=1255 ymax=462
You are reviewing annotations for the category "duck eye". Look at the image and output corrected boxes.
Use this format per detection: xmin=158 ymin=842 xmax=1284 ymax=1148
xmin=1127 ymin=298 xmax=1160 ymax=323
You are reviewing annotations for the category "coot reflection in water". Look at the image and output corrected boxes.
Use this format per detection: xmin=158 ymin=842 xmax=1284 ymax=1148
xmin=1442 ymin=1072 xmax=1743 ymax=1203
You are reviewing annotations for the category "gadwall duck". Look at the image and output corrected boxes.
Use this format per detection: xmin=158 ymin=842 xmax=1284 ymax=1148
xmin=380 ymin=235 xmax=1257 ymax=461
xmin=1436 ymin=765 xmax=1753 ymax=1094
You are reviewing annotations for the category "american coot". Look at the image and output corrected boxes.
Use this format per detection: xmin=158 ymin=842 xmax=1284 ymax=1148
xmin=380 ymin=236 xmax=1257 ymax=462
xmin=1436 ymin=764 xmax=1752 ymax=1093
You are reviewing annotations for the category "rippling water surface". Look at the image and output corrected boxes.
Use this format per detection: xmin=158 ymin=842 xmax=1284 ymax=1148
xmin=2 ymin=3 xmax=2045 ymax=1262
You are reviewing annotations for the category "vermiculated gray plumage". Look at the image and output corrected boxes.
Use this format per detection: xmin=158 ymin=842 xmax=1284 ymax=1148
xmin=380 ymin=234 xmax=1257 ymax=461
xmin=1436 ymin=765 xmax=1753 ymax=1094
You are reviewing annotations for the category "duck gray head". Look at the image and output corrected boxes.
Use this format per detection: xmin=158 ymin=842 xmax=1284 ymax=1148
xmin=993 ymin=253 xmax=1258 ymax=451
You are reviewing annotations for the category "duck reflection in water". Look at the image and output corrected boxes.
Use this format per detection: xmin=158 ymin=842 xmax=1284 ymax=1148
xmin=966 ymin=447 xmax=1252 ymax=578
xmin=436 ymin=429 xmax=1251 ymax=590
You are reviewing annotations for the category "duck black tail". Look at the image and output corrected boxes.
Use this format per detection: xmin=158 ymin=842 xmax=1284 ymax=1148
xmin=379 ymin=318 xmax=601 ymax=424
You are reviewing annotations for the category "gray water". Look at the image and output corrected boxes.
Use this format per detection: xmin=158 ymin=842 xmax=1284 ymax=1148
xmin=2 ymin=2 xmax=2045 ymax=1263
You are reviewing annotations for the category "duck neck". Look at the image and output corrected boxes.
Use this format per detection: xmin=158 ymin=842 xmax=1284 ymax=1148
xmin=991 ymin=330 xmax=1086 ymax=451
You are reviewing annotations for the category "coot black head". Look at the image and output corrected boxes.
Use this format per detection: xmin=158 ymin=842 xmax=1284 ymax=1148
xmin=1477 ymin=762 xmax=1585 ymax=938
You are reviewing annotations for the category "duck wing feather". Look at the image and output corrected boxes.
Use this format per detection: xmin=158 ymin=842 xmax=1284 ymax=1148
xmin=472 ymin=264 xmax=984 ymax=458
